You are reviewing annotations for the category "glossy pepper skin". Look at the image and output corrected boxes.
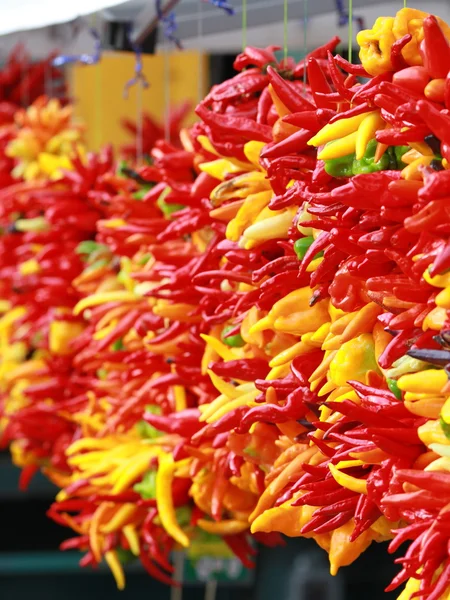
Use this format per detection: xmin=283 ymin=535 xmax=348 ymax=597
xmin=323 ymin=139 xmax=397 ymax=177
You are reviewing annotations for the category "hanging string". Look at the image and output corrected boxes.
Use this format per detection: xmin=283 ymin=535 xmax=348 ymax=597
xmin=303 ymin=0 xmax=308 ymax=94
xmin=348 ymin=0 xmax=353 ymax=63
xmin=52 ymin=27 xmax=102 ymax=67
xmin=242 ymin=0 xmax=247 ymax=51
xmin=123 ymin=34 xmax=149 ymax=97
xmin=197 ymin=0 xmax=204 ymax=104
xmin=94 ymin=61 xmax=102 ymax=152
xmin=52 ymin=20 xmax=103 ymax=150
xmin=283 ymin=0 xmax=288 ymax=62
xmin=156 ymin=0 xmax=183 ymax=49
xmin=123 ymin=30 xmax=149 ymax=164
xmin=163 ymin=34 xmax=171 ymax=142
xmin=335 ymin=1 xmax=364 ymax=47
xmin=205 ymin=0 xmax=234 ymax=14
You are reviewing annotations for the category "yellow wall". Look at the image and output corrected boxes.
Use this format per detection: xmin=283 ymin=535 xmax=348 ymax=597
xmin=70 ymin=50 xmax=208 ymax=152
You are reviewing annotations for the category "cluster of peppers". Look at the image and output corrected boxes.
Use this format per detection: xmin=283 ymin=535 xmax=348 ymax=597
xmin=2 ymin=7 xmax=450 ymax=600
xmin=120 ymin=102 xmax=191 ymax=161
xmin=0 ymin=44 xmax=66 ymax=127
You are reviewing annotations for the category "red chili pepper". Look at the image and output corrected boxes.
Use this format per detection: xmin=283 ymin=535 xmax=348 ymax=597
xmin=375 ymin=125 xmax=429 ymax=144
xmin=327 ymin=52 xmax=354 ymax=101
xmin=209 ymin=358 xmax=269 ymax=381
xmin=196 ymin=104 xmax=273 ymax=143
xmin=390 ymin=34 xmax=412 ymax=71
xmin=392 ymin=66 xmax=430 ymax=94
xmin=333 ymin=54 xmax=369 ymax=76
xmin=266 ymin=66 xmax=314 ymax=112
xmin=414 ymin=99 xmax=450 ymax=142
xmin=256 ymin=87 xmax=272 ymax=124
xmin=140 ymin=549 xmax=176 ymax=587
xmin=420 ymin=16 xmax=450 ymax=79
xmin=144 ymin=408 xmax=201 ymax=437
xmin=307 ymin=57 xmax=335 ymax=109
xmin=307 ymin=36 xmax=341 ymax=61
xmin=329 ymin=102 xmax=371 ymax=124
xmin=282 ymin=111 xmax=323 ymax=131
xmin=223 ymin=534 xmax=256 ymax=569
xmin=233 ymin=45 xmax=280 ymax=70
xmin=302 ymin=510 xmax=354 ymax=535
xmin=260 ymin=128 xmax=311 ymax=160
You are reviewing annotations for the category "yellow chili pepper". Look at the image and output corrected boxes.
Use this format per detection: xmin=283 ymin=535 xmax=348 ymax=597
xmin=418 ymin=419 xmax=449 ymax=447
xmin=308 ymin=112 xmax=374 ymax=148
xmin=328 ymin=464 xmax=368 ymax=494
xmin=105 ymin=550 xmax=126 ymax=590
xmin=355 ymin=112 xmax=384 ymax=160
xmin=244 ymin=141 xmax=266 ymax=167
xmin=226 ymin=190 xmax=273 ymax=241
xmin=401 ymin=156 xmax=433 ymax=180
xmin=243 ymin=207 xmax=297 ymax=245
xmin=49 ymin=320 xmax=85 ymax=355
xmin=317 ymin=132 xmax=358 ymax=161
xmin=197 ymin=519 xmax=249 ymax=536
xmin=398 ymin=369 xmax=448 ymax=395
xmin=74 ymin=291 xmax=138 ymax=315
xmin=436 ymin=286 xmax=450 ymax=309
xmin=156 ymin=454 xmax=190 ymax=548
xmin=329 ymin=521 xmax=373 ymax=576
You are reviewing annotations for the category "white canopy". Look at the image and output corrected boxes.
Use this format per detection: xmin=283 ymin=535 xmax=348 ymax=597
xmin=0 ymin=0 xmax=129 ymax=36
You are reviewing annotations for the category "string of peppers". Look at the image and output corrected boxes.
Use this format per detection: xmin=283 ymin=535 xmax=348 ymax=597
xmin=1 ymin=7 xmax=450 ymax=600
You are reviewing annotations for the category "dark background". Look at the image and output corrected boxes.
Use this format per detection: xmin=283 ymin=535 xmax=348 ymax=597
xmin=0 ymin=449 xmax=401 ymax=600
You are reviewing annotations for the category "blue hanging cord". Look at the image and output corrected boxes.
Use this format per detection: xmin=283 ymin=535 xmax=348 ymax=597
xmin=52 ymin=27 xmax=101 ymax=67
xmin=335 ymin=0 xmax=365 ymax=33
xmin=156 ymin=0 xmax=183 ymax=49
xmin=123 ymin=29 xmax=150 ymax=98
xmin=204 ymin=0 xmax=235 ymax=15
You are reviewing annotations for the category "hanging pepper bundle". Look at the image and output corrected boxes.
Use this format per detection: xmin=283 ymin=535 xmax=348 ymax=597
xmin=120 ymin=102 xmax=191 ymax=161
xmin=4 ymin=7 xmax=450 ymax=600
xmin=0 ymin=45 xmax=67 ymax=125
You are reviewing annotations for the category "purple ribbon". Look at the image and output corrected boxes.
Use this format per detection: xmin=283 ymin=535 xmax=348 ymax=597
xmin=156 ymin=0 xmax=183 ymax=49
xmin=335 ymin=0 xmax=365 ymax=32
xmin=204 ymin=0 xmax=235 ymax=15
xmin=123 ymin=29 xmax=150 ymax=98
xmin=52 ymin=28 xmax=101 ymax=67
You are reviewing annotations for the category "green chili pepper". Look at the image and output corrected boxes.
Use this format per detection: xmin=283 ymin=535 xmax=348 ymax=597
xmin=116 ymin=548 xmax=136 ymax=564
xmin=394 ymin=145 xmax=410 ymax=167
xmin=133 ymin=185 xmax=152 ymax=200
xmin=176 ymin=506 xmax=192 ymax=527
xmin=352 ymin=139 xmax=390 ymax=174
xmin=76 ymin=241 xmax=110 ymax=258
xmin=221 ymin=325 xmax=245 ymax=348
xmin=244 ymin=446 xmax=258 ymax=458
xmin=387 ymin=378 xmax=402 ymax=400
xmin=137 ymin=253 xmax=151 ymax=265
xmin=97 ymin=368 xmax=109 ymax=380
xmin=294 ymin=236 xmax=324 ymax=261
xmin=324 ymin=153 xmax=355 ymax=177
xmin=112 ymin=338 xmax=124 ymax=351
xmin=85 ymin=258 xmax=109 ymax=272
xmin=440 ymin=417 xmax=450 ymax=440
xmin=117 ymin=160 xmax=128 ymax=176
xmin=134 ymin=471 xmax=157 ymax=499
